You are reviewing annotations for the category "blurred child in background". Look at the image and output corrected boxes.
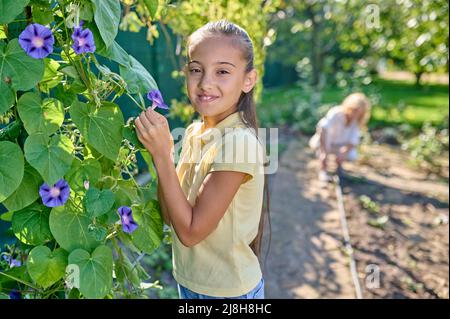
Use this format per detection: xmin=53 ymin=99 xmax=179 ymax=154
xmin=309 ymin=92 xmax=371 ymax=182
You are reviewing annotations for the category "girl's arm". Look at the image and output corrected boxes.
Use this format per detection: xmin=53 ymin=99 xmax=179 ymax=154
xmin=157 ymin=178 xmax=171 ymax=225
xmin=154 ymin=156 xmax=247 ymax=247
xmin=135 ymin=108 xmax=248 ymax=247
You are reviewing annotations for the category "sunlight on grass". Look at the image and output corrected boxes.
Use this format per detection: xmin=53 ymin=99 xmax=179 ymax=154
xmin=259 ymin=78 xmax=449 ymax=129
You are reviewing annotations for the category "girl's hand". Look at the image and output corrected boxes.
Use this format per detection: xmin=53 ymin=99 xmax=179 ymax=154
xmin=134 ymin=108 xmax=174 ymax=163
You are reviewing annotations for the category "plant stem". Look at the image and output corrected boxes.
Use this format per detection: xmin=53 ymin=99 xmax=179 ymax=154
xmin=0 ymin=272 xmax=40 ymax=290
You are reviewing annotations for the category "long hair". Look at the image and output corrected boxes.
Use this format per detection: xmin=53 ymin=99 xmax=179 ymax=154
xmin=341 ymin=92 xmax=371 ymax=128
xmin=186 ymin=20 xmax=271 ymax=262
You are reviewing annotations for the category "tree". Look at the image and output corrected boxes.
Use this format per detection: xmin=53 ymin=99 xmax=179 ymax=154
xmin=386 ymin=0 xmax=449 ymax=85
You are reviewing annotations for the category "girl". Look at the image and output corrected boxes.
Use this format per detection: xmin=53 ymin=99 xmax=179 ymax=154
xmin=134 ymin=20 xmax=268 ymax=299
xmin=309 ymin=92 xmax=371 ymax=182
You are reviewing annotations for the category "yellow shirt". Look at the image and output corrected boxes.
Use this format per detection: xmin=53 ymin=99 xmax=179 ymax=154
xmin=172 ymin=111 xmax=265 ymax=297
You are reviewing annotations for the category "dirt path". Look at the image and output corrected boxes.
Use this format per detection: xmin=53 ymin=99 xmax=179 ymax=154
xmin=262 ymin=135 xmax=449 ymax=299
xmin=262 ymin=137 xmax=356 ymax=298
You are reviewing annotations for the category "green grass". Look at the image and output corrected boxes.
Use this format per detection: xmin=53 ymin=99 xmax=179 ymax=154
xmin=258 ymin=78 xmax=449 ymax=129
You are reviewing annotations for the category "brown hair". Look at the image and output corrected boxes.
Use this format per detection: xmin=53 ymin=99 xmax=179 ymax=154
xmin=186 ymin=20 xmax=271 ymax=262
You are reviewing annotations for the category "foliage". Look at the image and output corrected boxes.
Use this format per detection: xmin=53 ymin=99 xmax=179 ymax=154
xmin=402 ymin=122 xmax=449 ymax=174
xmin=0 ymin=0 xmax=167 ymax=299
xmin=258 ymin=78 xmax=449 ymax=132
xmin=266 ymin=0 xmax=448 ymax=91
xmin=359 ymin=195 xmax=381 ymax=214
xmin=384 ymin=0 xmax=449 ymax=85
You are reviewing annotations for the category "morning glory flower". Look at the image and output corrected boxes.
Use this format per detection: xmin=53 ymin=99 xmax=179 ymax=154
xmin=18 ymin=23 xmax=54 ymax=59
xmin=39 ymin=179 xmax=71 ymax=207
xmin=2 ymin=255 xmax=21 ymax=268
xmin=9 ymin=290 xmax=22 ymax=299
xmin=147 ymin=89 xmax=169 ymax=110
xmin=118 ymin=206 xmax=138 ymax=234
xmin=71 ymin=23 xmax=96 ymax=54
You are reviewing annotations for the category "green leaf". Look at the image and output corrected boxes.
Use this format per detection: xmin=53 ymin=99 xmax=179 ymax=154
xmin=0 ymin=141 xmax=24 ymax=202
xmin=12 ymin=203 xmax=53 ymax=245
xmin=131 ymin=200 xmax=163 ymax=254
xmin=32 ymin=4 xmax=54 ymax=25
xmin=66 ymin=157 xmax=102 ymax=192
xmin=27 ymin=246 xmax=67 ymax=289
xmin=24 ymin=134 xmax=74 ymax=185
xmin=84 ymin=187 xmax=115 ymax=218
xmin=17 ymin=92 xmax=65 ymax=136
xmin=92 ymin=0 xmax=121 ymax=47
xmin=0 ymin=211 xmax=13 ymax=222
xmin=0 ymin=0 xmax=29 ymax=24
xmin=68 ymin=245 xmax=113 ymax=299
xmin=39 ymin=58 xmax=63 ymax=93
xmin=49 ymin=203 xmax=101 ymax=252
xmin=0 ymin=39 xmax=45 ymax=91
xmin=144 ymin=0 xmax=158 ymax=19
xmin=113 ymin=179 xmax=140 ymax=207
xmin=123 ymin=123 xmax=145 ymax=149
xmin=89 ymin=23 xmax=131 ymax=67
xmin=0 ymin=81 xmax=14 ymax=116
xmin=2 ymin=163 xmax=42 ymax=212
xmin=54 ymin=84 xmax=77 ymax=107
xmin=60 ymin=66 xmax=79 ymax=79
xmin=114 ymin=254 xmax=140 ymax=287
xmin=120 ymin=55 xmax=158 ymax=94
xmin=70 ymin=100 xmax=124 ymax=161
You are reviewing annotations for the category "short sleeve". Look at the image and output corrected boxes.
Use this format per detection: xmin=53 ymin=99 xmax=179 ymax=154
xmin=209 ymin=128 xmax=264 ymax=183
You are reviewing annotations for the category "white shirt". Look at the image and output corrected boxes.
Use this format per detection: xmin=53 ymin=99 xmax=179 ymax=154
xmin=317 ymin=106 xmax=360 ymax=151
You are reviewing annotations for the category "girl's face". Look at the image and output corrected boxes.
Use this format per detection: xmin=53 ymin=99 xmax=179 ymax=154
xmin=185 ymin=36 xmax=257 ymax=121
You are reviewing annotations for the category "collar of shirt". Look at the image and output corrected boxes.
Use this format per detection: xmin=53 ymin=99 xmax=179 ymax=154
xmin=192 ymin=111 xmax=246 ymax=146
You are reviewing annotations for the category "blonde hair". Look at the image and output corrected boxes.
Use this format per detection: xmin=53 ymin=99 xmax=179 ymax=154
xmin=341 ymin=92 xmax=371 ymax=127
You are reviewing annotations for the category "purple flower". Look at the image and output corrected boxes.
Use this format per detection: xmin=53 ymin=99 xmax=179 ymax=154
xmin=71 ymin=24 xmax=96 ymax=54
xmin=2 ymin=255 xmax=21 ymax=268
xmin=147 ymin=89 xmax=169 ymax=110
xmin=18 ymin=23 xmax=54 ymax=59
xmin=118 ymin=206 xmax=138 ymax=234
xmin=9 ymin=290 xmax=22 ymax=299
xmin=39 ymin=179 xmax=71 ymax=207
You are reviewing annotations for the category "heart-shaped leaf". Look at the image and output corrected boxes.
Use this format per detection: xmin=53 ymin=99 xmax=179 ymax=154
xmin=12 ymin=203 xmax=52 ymax=245
xmin=66 ymin=158 xmax=102 ymax=192
xmin=91 ymin=0 xmax=120 ymax=47
xmin=0 ymin=0 xmax=30 ymax=24
xmin=0 ymin=39 xmax=44 ymax=91
xmin=68 ymin=245 xmax=113 ymax=299
xmin=24 ymin=133 xmax=74 ymax=185
xmin=131 ymin=200 xmax=163 ymax=254
xmin=0 ymin=141 xmax=24 ymax=202
xmin=49 ymin=203 xmax=100 ymax=252
xmin=119 ymin=55 xmax=158 ymax=94
xmin=2 ymin=163 xmax=42 ymax=212
xmin=70 ymin=100 xmax=124 ymax=161
xmin=83 ymin=187 xmax=115 ymax=217
xmin=27 ymin=246 xmax=68 ymax=289
xmin=0 ymin=81 xmax=14 ymax=116
xmin=17 ymin=92 xmax=64 ymax=136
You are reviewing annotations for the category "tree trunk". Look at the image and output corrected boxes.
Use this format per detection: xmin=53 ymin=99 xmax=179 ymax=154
xmin=307 ymin=5 xmax=324 ymax=108
xmin=415 ymin=72 xmax=423 ymax=86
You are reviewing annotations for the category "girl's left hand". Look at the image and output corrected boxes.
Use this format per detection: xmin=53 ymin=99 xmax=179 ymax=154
xmin=135 ymin=108 xmax=174 ymax=163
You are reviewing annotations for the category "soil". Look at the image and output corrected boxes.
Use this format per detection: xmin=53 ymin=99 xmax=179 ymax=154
xmin=262 ymin=131 xmax=449 ymax=299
